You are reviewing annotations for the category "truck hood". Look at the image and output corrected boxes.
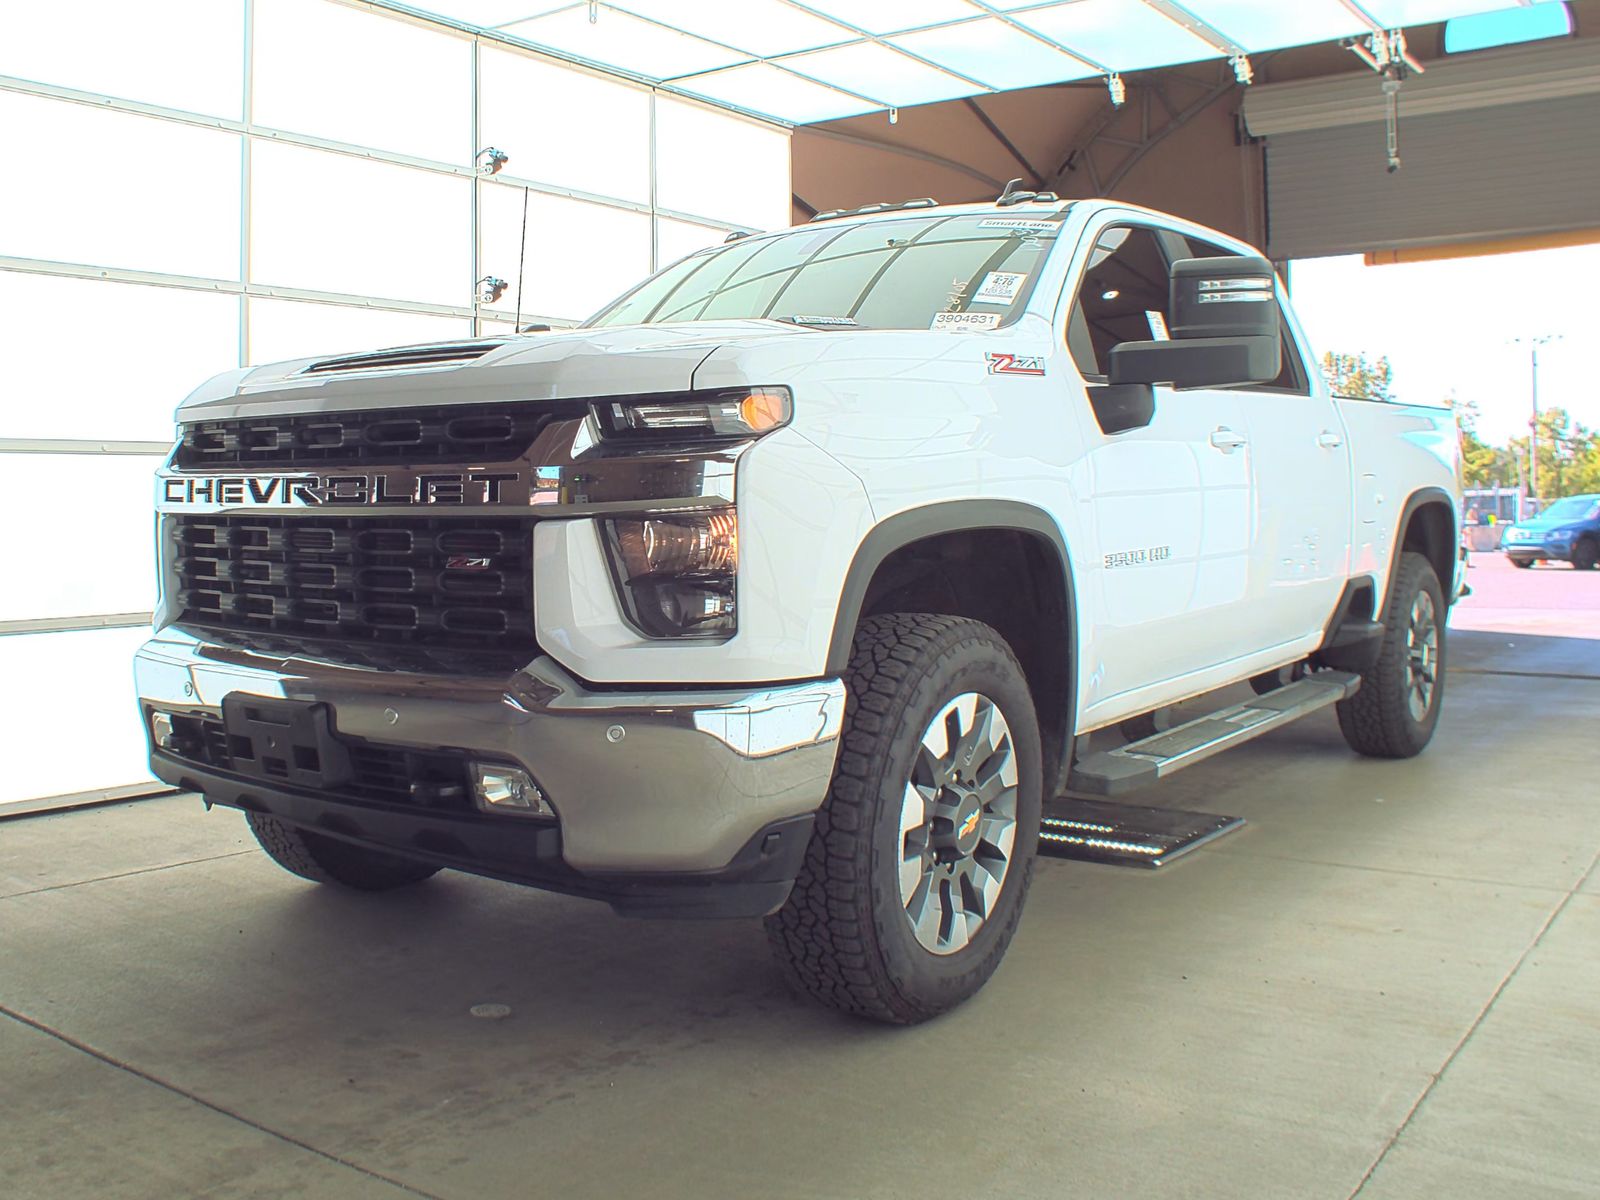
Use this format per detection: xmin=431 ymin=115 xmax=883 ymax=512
xmin=175 ymin=320 xmax=820 ymax=422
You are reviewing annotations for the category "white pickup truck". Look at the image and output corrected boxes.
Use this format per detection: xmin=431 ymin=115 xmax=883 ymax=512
xmin=136 ymin=197 xmax=1461 ymax=1023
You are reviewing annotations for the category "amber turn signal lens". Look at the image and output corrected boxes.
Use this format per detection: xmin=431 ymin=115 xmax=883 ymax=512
xmin=739 ymin=388 xmax=790 ymax=433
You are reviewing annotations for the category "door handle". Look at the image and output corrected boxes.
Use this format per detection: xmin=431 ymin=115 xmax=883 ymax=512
xmin=1317 ymin=430 xmax=1344 ymax=449
xmin=1209 ymin=427 xmax=1248 ymax=452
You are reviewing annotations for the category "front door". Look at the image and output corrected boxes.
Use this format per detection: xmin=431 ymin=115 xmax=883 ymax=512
xmin=1064 ymin=221 xmax=1256 ymax=725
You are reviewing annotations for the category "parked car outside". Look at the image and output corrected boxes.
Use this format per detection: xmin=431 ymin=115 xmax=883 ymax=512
xmin=1500 ymin=494 xmax=1600 ymax=569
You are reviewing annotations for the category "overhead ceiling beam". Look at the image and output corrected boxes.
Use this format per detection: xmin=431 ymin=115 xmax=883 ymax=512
xmin=800 ymin=126 xmax=1008 ymax=191
xmin=772 ymin=0 xmax=999 ymax=97
xmin=597 ymin=2 xmax=894 ymax=112
xmin=1136 ymin=0 xmax=1250 ymax=58
xmin=1047 ymin=62 xmax=1237 ymax=195
xmin=963 ymin=98 xmax=1047 ymax=186
xmin=1335 ymin=1 xmax=1387 ymax=33
xmin=966 ymin=0 xmax=1112 ymax=76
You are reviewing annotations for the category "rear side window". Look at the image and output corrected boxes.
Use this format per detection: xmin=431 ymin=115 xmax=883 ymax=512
xmin=1183 ymin=235 xmax=1309 ymax=395
xmin=1066 ymin=225 xmax=1170 ymax=378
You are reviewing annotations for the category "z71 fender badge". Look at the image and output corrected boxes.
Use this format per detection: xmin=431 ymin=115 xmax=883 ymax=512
xmin=986 ymin=352 xmax=1046 ymax=376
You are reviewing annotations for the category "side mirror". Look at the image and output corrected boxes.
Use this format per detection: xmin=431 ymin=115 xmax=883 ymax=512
xmin=1107 ymin=255 xmax=1282 ymax=388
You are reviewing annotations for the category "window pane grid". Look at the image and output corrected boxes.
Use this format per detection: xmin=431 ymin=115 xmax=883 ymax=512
xmin=0 ymin=0 xmax=790 ymax=803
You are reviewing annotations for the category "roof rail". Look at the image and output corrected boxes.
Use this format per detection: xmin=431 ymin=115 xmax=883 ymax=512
xmin=809 ymin=197 xmax=940 ymax=223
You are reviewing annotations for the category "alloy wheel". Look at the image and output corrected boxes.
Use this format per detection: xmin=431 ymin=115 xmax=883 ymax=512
xmin=898 ymin=692 xmax=1019 ymax=955
xmin=1406 ymin=590 xmax=1439 ymax=722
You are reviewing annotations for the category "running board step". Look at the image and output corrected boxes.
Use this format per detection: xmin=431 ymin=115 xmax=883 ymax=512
xmin=1038 ymin=799 xmax=1243 ymax=868
xmin=1068 ymin=670 xmax=1361 ymax=797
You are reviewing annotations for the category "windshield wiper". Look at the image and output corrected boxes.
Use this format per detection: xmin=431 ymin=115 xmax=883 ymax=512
xmin=771 ymin=314 xmax=862 ymax=329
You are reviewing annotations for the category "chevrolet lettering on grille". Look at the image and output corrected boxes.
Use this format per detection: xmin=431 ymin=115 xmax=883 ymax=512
xmin=160 ymin=470 xmax=521 ymax=508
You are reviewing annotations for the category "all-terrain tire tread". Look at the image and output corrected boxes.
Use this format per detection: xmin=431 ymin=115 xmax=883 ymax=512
xmin=1335 ymin=551 xmax=1442 ymax=759
xmin=764 ymin=613 xmax=1036 ymax=1024
xmin=245 ymin=812 xmax=439 ymax=891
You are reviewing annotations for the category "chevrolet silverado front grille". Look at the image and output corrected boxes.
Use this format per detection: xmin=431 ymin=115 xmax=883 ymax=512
xmin=175 ymin=399 xmax=576 ymax=469
xmin=172 ymin=514 xmax=537 ymax=656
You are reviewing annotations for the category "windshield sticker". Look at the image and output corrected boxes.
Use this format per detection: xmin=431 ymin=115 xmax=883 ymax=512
xmin=973 ymin=271 xmax=1028 ymax=305
xmin=1145 ymin=309 xmax=1171 ymax=340
xmin=977 ymin=217 xmax=1059 ymax=232
xmin=986 ymin=352 xmax=1046 ymax=376
xmin=942 ymin=275 xmax=970 ymax=312
xmin=931 ymin=311 xmax=1001 ymax=333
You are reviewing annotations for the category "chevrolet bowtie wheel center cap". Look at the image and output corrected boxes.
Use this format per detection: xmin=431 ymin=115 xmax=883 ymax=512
xmin=898 ymin=693 xmax=1020 ymax=957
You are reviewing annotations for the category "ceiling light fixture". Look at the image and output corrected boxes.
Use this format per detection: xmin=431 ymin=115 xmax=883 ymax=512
xmin=1106 ymin=73 xmax=1126 ymax=107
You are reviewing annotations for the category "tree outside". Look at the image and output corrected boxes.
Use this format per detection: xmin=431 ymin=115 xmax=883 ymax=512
xmin=1321 ymin=351 xmax=1394 ymax=401
xmin=1322 ymin=351 xmax=1600 ymax=501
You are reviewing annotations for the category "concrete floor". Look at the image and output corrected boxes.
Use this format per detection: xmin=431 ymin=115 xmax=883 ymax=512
xmin=4 ymin=553 xmax=1598 ymax=1200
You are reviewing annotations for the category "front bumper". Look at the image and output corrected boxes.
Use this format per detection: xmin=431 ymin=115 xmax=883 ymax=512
xmin=1503 ymin=540 xmax=1572 ymax=562
xmin=134 ymin=626 xmax=845 ymax=916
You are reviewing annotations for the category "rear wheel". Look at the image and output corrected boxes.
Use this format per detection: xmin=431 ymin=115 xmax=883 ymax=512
xmin=765 ymin=614 xmax=1042 ymax=1024
xmin=1572 ymin=538 xmax=1598 ymax=571
xmin=1511 ymin=558 xmax=1534 ymax=569
xmin=1336 ymin=552 xmax=1445 ymax=759
xmin=245 ymin=812 xmax=440 ymax=890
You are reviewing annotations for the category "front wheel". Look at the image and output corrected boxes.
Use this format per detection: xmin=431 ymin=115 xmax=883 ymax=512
xmin=1511 ymin=558 xmax=1535 ymax=569
xmin=765 ymin=614 xmax=1042 ymax=1024
xmin=1336 ymin=552 xmax=1446 ymax=759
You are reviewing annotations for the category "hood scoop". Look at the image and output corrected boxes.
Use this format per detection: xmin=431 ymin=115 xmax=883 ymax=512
xmin=303 ymin=341 xmax=508 ymax=375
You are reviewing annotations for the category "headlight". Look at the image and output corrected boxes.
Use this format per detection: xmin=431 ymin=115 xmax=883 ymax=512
xmin=603 ymin=511 xmax=738 ymax=638
xmin=594 ymin=387 xmax=791 ymax=442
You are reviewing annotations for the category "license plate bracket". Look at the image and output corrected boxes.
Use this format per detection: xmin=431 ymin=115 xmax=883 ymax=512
xmin=221 ymin=694 xmax=354 ymax=790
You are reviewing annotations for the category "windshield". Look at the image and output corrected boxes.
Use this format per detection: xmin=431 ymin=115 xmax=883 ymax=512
xmin=1532 ymin=496 xmax=1600 ymax=523
xmin=585 ymin=210 xmax=1069 ymax=332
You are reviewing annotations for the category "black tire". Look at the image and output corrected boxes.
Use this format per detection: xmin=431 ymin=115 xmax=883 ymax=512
xmin=245 ymin=812 xmax=440 ymax=891
xmin=1336 ymin=552 xmax=1445 ymax=759
xmin=1511 ymin=558 xmax=1534 ymax=569
xmin=1572 ymin=538 xmax=1598 ymax=571
xmin=765 ymin=614 xmax=1042 ymax=1024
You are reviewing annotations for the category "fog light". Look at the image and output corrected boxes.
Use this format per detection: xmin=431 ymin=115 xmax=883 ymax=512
xmin=150 ymin=711 xmax=177 ymax=751
xmin=471 ymin=763 xmax=555 ymax=817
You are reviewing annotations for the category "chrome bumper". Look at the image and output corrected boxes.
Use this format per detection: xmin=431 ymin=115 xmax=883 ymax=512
xmin=133 ymin=627 xmax=845 ymax=875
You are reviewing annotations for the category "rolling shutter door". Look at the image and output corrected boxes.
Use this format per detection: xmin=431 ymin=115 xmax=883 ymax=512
xmin=1242 ymin=38 xmax=1600 ymax=260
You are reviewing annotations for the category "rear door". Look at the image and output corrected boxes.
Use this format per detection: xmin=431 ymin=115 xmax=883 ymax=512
xmin=1179 ymin=232 xmax=1354 ymax=648
xmin=1064 ymin=220 xmax=1255 ymax=721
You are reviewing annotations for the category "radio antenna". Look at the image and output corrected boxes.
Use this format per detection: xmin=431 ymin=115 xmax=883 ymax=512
xmin=514 ymin=186 xmax=529 ymax=332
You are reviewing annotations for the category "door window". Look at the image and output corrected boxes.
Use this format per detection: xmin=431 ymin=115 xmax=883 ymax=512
xmin=1066 ymin=225 xmax=1172 ymax=379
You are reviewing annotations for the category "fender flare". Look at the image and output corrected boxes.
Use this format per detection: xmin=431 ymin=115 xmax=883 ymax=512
xmin=1386 ymin=486 xmax=1458 ymax=608
xmin=825 ymin=500 xmax=1081 ymax=788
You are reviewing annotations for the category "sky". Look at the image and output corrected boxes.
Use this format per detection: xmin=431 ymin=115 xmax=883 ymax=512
xmin=1287 ymin=243 xmax=1600 ymax=447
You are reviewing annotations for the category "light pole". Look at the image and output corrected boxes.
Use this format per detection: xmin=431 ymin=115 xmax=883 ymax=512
xmin=1512 ymin=334 xmax=1562 ymax=508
